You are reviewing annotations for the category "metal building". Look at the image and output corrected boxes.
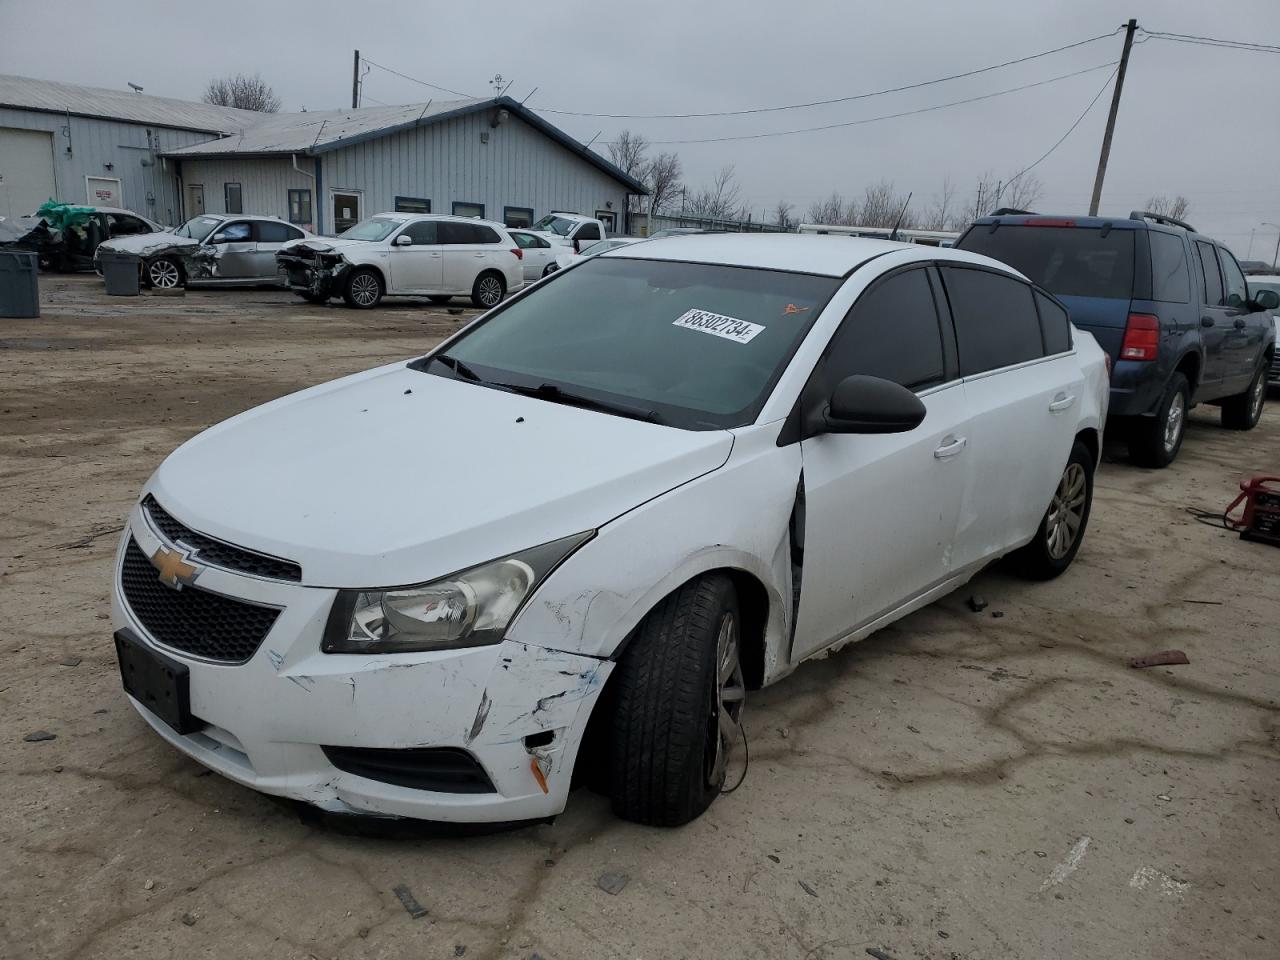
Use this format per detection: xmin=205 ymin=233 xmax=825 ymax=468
xmin=0 ymin=74 xmax=646 ymax=235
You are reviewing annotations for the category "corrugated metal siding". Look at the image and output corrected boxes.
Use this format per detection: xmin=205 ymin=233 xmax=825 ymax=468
xmin=319 ymin=112 xmax=629 ymax=235
xmin=0 ymin=107 xmax=213 ymax=225
xmin=177 ymin=157 xmax=316 ymax=226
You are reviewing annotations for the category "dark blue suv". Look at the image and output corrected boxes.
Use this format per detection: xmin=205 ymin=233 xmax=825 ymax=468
xmin=957 ymin=212 xmax=1277 ymax=467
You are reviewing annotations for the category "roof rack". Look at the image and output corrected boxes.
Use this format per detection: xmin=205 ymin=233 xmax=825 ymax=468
xmin=1129 ymin=210 xmax=1196 ymax=233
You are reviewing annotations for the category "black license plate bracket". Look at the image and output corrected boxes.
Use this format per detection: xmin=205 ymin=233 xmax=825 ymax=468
xmin=114 ymin=628 xmax=201 ymax=734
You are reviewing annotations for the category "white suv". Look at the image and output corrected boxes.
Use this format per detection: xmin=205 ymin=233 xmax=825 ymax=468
xmin=277 ymin=214 xmax=524 ymax=309
xmin=527 ymin=212 xmax=607 ymax=252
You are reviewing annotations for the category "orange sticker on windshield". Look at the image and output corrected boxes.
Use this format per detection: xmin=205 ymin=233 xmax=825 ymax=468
xmin=783 ymin=303 xmax=811 ymax=315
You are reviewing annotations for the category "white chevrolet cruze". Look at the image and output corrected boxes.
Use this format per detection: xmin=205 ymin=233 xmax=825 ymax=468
xmin=113 ymin=234 xmax=1108 ymax=827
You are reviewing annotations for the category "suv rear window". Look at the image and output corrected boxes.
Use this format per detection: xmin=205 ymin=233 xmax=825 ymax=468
xmin=958 ymin=225 xmax=1135 ymax=299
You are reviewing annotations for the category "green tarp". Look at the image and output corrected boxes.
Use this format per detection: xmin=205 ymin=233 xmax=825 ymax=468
xmin=35 ymin=200 xmax=97 ymax=232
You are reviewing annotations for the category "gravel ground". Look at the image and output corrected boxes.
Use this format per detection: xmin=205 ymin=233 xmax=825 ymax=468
xmin=3 ymin=275 xmax=1278 ymax=960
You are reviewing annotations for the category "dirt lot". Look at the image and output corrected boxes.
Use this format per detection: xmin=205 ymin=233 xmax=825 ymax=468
xmin=3 ymin=275 xmax=1278 ymax=960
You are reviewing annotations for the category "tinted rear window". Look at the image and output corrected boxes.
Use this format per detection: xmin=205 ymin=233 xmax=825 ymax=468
xmin=1035 ymin=290 xmax=1072 ymax=355
xmin=959 ymin=225 xmax=1135 ymax=299
xmin=1148 ymin=230 xmax=1190 ymax=303
xmin=940 ymin=267 xmax=1044 ymax=376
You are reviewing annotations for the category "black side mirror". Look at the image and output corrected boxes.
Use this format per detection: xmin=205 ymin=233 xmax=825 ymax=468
xmin=1252 ymin=289 xmax=1280 ymax=312
xmin=810 ymin=375 xmax=927 ymax=436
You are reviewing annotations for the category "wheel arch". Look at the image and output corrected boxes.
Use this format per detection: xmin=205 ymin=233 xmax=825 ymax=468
xmin=1074 ymin=426 xmax=1100 ymax=468
xmin=1174 ymin=349 xmax=1201 ymax=395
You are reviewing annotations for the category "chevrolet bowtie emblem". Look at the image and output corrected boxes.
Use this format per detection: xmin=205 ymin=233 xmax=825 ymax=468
xmin=150 ymin=544 xmax=200 ymax=590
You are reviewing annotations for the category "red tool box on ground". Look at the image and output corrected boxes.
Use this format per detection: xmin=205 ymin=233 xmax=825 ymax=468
xmin=1227 ymin=476 xmax=1280 ymax=547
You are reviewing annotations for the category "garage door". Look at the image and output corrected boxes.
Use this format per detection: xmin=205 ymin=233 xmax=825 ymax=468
xmin=0 ymin=128 xmax=57 ymax=220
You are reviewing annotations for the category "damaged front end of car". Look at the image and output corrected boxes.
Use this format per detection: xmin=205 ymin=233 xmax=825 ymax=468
xmin=277 ymin=243 xmax=352 ymax=299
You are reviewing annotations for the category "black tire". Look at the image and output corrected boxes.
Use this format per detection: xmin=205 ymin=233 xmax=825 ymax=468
xmin=471 ymin=271 xmax=505 ymax=309
xmin=428 ymin=295 xmax=452 ymax=305
xmin=1012 ymin=439 xmax=1095 ymax=580
xmin=342 ymin=267 xmax=383 ymax=309
xmin=295 ymin=290 xmax=328 ymax=304
xmin=607 ymin=574 xmax=745 ymax=827
xmin=143 ymin=256 xmax=184 ymax=290
xmin=541 ymin=263 xmax=557 ymax=278
xmin=1220 ymin=363 xmax=1267 ymax=430
xmin=1128 ymin=372 xmax=1188 ymax=468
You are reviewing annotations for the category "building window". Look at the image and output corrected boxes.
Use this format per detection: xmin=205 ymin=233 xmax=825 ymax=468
xmin=452 ymin=201 xmax=485 ymax=219
xmin=288 ymin=189 xmax=312 ymax=225
xmin=395 ymin=196 xmax=431 ymax=214
xmin=504 ymin=206 xmax=534 ymax=228
xmin=224 ymin=183 xmax=243 ymax=214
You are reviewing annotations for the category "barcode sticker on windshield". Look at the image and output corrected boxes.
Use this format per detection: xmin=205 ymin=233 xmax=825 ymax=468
xmin=672 ymin=309 xmax=764 ymax=344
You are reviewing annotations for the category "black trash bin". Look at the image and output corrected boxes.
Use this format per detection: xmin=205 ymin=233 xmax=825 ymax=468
xmin=0 ymin=250 xmax=40 ymax=317
xmin=100 ymin=251 xmax=141 ymax=296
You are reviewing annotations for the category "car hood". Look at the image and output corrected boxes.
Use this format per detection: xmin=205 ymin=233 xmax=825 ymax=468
xmin=524 ymin=230 xmax=572 ymax=246
xmin=279 ymin=237 xmax=370 ymax=256
xmin=147 ymin=364 xmax=733 ymax=587
xmin=98 ymin=231 xmax=196 ymax=256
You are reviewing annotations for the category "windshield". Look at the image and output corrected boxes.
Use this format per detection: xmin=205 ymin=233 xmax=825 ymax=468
xmin=532 ymin=215 xmax=576 ymax=236
xmin=173 ymin=216 xmax=222 ymax=242
xmin=339 ymin=217 xmax=402 ymax=242
xmin=422 ymin=257 xmax=839 ymax=429
xmin=959 ymin=225 xmax=1136 ymax=299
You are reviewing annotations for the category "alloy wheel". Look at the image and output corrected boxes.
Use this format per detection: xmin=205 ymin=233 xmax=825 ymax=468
xmin=1046 ymin=462 xmax=1087 ymax=560
xmin=1163 ymin=391 xmax=1185 ymax=454
xmin=705 ymin=612 xmax=746 ymax=788
xmin=148 ymin=259 xmax=180 ymax=288
xmin=350 ymin=274 xmax=379 ymax=307
xmin=478 ymin=276 xmax=503 ymax=307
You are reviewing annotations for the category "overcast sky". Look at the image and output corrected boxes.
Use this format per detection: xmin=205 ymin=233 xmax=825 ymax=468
xmin=2 ymin=0 xmax=1278 ymax=254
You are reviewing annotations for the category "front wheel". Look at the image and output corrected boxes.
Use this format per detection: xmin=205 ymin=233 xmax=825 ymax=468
xmin=1129 ymin=372 xmax=1188 ymax=468
xmin=471 ymin=271 xmax=505 ymax=309
xmin=1012 ymin=439 xmax=1095 ymax=580
xmin=1220 ymin=365 xmax=1266 ymax=430
xmin=144 ymin=256 xmax=184 ymax=290
xmin=342 ymin=268 xmax=383 ymax=309
xmin=607 ymin=574 xmax=745 ymax=826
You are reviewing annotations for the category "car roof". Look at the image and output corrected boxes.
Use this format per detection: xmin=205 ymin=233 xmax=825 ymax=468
xmin=370 ymin=212 xmax=509 ymax=228
xmin=599 ymin=232 xmax=1014 ymax=278
xmin=970 ymin=213 xmax=1157 ymax=231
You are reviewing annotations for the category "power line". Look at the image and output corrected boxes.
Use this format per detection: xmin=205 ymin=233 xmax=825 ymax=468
xmin=535 ymin=30 xmax=1121 ymax=119
xmin=361 ymin=58 xmax=478 ymax=99
xmin=605 ymin=61 xmax=1119 ymax=147
xmin=1141 ymin=29 xmax=1280 ymax=54
xmin=1003 ymin=64 xmax=1119 ymax=190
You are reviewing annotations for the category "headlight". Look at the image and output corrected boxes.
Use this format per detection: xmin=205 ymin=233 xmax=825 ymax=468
xmin=322 ymin=531 xmax=594 ymax=654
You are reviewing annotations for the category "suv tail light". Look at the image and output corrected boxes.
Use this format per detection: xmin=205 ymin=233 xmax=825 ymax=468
xmin=510 ymin=247 xmax=523 ymax=260
xmin=1120 ymin=313 xmax=1160 ymax=361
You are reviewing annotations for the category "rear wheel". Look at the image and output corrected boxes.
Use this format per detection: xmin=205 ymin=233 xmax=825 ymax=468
xmin=1012 ymin=439 xmax=1095 ymax=579
xmin=607 ymin=574 xmax=744 ymax=827
xmin=1129 ymin=372 xmax=1188 ymax=468
xmin=1220 ymin=365 xmax=1266 ymax=430
xmin=144 ymin=256 xmax=183 ymax=290
xmin=471 ymin=271 xmax=505 ymax=309
xmin=342 ymin=268 xmax=383 ymax=309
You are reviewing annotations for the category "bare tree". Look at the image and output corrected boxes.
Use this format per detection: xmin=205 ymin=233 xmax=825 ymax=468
xmin=771 ymin=200 xmax=797 ymax=230
xmin=607 ymin=131 xmax=653 ymax=214
xmin=806 ymin=191 xmax=849 ymax=225
xmin=685 ymin=165 xmax=745 ymax=219
xmin=646 ymin=151 xmax=683 ymax=216
xmin=1002 ymin=172 xmax=1044 ymax=212
xmin=202 ymin=73 xmax=281 ymax=112
xmin=1144 ymin=194 xmax=1190 ymax=220
xmin=852 ymin=180 xmax=916 ymax=229
xmin=921 ymin=177 xmax=957 ymax=231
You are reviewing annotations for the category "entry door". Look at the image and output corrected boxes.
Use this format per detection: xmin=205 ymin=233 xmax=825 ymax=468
xmin=1194 ymin=240 xmax=1231 ymax=388
xmin=187 ymin=184 xmax=206 ymax=217
xmin=791 ymin=267 xmax=967 ymax=661
xmin=0 ymin=127 xmax=56 ymax=219
xmin=331 ymin=190 xmax=361 ymax=234
xmin=388 ymin=220 xmax=444 ymax=291
xmin=441 ymin=221 xmax=492 ymax=292
xmin=207 ymin=221 xmax=255 ymax=277
xmin=86 ymin=176 xmax=122 ymax=207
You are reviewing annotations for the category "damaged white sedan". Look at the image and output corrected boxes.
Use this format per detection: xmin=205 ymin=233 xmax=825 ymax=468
xmin=112 ymin=234 xmax=1108 ymax=826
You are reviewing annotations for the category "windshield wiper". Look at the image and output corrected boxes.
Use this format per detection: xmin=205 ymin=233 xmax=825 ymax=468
xmin=495 ymin=381 xmax=662 ymax=424
xmin=428 ymin=353 xmax=484 ymax=383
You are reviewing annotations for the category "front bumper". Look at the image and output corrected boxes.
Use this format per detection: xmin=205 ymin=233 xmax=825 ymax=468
xmin=111 ymin=508 xmax=611 ymax=822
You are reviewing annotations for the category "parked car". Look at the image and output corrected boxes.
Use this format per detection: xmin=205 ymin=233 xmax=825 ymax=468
xmin=1238 ymin=259 xmax=1274 ymax=276
xmin=277 ymin=214 xmax=523 ymax=309
xmin=957 ymin=211 xmax=1277 ymax=467
xmin=551 ymin=236 xmax=643 ymax=272
xmin=508 ymin=229 xmax=559 ymax=281
xmin=8 ymin=204 xmax=164 ymax=273
xmin=111 ymin=234 xmax=1108 ymax=827
xmin=1247 ymin=275 xmax=1280 ymax=388
xmin=96 ymin=214 xmax=314 ymax=289
xmin=526 ymin=211 xmax=607 ymax=252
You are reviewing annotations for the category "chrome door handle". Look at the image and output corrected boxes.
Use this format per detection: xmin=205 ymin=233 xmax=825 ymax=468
xmin=1048 ymin=393 xmax=1077 ymax=412
xmin=934 ymin=436 xmax=967 ymax=459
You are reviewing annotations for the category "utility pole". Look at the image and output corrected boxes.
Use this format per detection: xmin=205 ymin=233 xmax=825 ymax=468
xmin=352 ymin=50 xmax=360 ymax=109
xmin=1089 ymin=19 xmax=1138 ymax=216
